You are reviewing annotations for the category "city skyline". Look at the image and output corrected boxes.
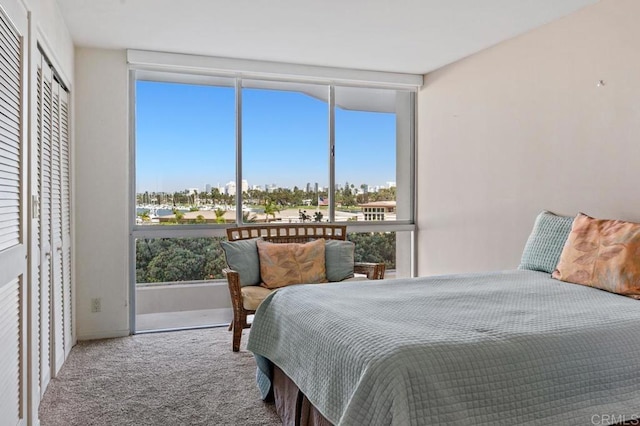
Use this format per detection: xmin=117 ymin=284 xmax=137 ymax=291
xmin=137 ymin=179 xmax=396 ymax=197
xmin=135 ymin=80 xmax=397 ymax=193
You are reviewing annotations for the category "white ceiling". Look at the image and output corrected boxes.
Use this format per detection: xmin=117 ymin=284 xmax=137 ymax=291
xmin=55 ymin=0 xmax=598 ymax=75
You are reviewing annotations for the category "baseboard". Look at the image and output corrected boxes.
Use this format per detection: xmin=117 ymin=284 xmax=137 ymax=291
xmin=76 ymin=329 xmax=130 ymax=341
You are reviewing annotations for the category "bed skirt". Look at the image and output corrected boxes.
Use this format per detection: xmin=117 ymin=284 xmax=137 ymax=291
xmin=270 ymin=365 xmax=639 ymax=426
xmin=272 ymin=365 xmax=333 ymax=426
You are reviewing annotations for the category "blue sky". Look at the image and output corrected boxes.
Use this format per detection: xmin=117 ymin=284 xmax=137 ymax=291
xmin=136 ymin=81 xmax=396 ymax=193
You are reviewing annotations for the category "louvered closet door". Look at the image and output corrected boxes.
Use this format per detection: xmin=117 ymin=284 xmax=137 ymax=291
xmin=0 ymin=4 xmax=27 ymax=425
xmin=37 ymin=51 xmax=72 ymax=387
xmin=50 ymin=78 xmax=64 ymax=374
xmin=38 ymin=55 xmax=53 ymax=393
xmin=60 ymin=87 xmax=72 ymax=358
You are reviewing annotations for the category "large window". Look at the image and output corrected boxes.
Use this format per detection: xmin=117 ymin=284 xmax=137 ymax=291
xmin=135 ymin=77 xmax=414 ymax=228
xmin=133 ymin=72 xmax=415 ymax=283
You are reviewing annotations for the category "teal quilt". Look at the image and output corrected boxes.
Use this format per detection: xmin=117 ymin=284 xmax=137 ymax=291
xmin=247 ymin=270 xmax=640 ymax=425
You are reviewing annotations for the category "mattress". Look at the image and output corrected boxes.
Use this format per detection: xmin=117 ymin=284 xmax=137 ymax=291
xmin=247 ymin=270 xmax=640 ymax=425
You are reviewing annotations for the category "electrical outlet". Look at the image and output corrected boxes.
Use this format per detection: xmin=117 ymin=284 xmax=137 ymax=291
xmin=91 ymin=298 xmax=101 ymax=313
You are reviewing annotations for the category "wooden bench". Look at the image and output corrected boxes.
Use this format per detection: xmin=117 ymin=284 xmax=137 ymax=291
xmin=223 ymin=224 xmax=386 ymax=351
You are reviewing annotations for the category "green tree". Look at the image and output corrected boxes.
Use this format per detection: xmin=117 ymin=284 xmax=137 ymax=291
xmin=204 ymin=249 xmax=228 ymax=279
xmin=348 ymin=232 xmax=396 ymax=269
xmin=359 ymin=184 xmax=369 ymax=204
xmin=291 ymin=186 xmax=305 ymax=206
xmin=214 ymin=208 xmax=226 ymax=224
xmin=136 ymin=237 xmax=228 ymax=283
xmin=147 ymin=247 xmax=205 ymax=282
xmin=263 ymin=200 xmax=280 ymax=222
xmin=243 ymin=210 xmax=258 ymax=223
xmin=137 ymin=209 xmax=151 ymax=223
xmin=210 ymin=188 xmax=222 ymax=205
xmin=246 ymin=188 xmax=263 ymax=205
xmin=371 ymin=187 xmax=396 ymax=202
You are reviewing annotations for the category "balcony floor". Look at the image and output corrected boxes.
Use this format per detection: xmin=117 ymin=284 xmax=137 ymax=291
xmin=136 ymin=308 xmax=233 ymax=332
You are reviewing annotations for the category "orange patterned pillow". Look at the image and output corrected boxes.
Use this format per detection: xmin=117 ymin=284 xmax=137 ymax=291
xmin=257 ymin=238 xmax=328 ymax=289
xmin=552 ymin=213 xmax=640 ymax=299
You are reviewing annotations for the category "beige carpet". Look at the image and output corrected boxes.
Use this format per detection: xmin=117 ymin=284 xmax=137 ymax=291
xmin=39 ymin=327 xmax=281 ymax=426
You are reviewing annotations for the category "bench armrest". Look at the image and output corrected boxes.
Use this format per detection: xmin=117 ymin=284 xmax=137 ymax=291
xmin=354 ymin=262 xmax=386 ymax=280
xmin=223 ymin=268 xmax=244 ymax=311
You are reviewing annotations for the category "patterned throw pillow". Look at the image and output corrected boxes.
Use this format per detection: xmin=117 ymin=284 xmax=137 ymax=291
xmin=552 ymin=213 xmax=640 ymax=299
xmin=257 ymin=238 xmax=328 ymax=289
xmin=518 ymin=211 xmax=574 ymax=273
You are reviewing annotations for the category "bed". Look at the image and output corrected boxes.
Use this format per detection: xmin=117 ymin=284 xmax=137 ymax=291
xmin=246 ymin=269 xmax=640 ymax=425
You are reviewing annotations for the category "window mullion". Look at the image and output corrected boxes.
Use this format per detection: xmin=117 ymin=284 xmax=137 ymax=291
xmin=235 ymin=77 xmax=243 ymax=224
xmin=328 ymin=85 xmax=335 ymax=223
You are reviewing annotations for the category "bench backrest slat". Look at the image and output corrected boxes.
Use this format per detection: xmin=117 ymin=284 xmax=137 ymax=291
xmin=226 ymin=224 xmax=347 ymax=243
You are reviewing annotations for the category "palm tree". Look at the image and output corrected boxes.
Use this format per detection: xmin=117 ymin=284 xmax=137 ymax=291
xmin=214 ymin=208 xmax=226 ymax=224
xmin=210 ymin=187 xmax=221 ymax=206
xmin=137 ymin=209 xmax=151 ymax=222
xmin=360 ymin=184 xmax=369 ymax=204
xmin=242 ymin=211 xmax=258 ymax=223
xmin=263 ymin=200 xmax=280 ymax=222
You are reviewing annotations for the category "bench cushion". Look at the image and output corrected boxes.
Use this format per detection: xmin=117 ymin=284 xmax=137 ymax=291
xmin=241 ymin=285 xmax=273 ymax=310
xmin=241 ymin=276 xmax=368 ymax=311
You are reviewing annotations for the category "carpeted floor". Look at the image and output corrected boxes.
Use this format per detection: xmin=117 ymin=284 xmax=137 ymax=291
xmin=39 ymin=327 xmax=281 ymax=426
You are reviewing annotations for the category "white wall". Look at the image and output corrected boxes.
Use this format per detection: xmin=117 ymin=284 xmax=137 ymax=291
xmin=74 ymin=48 xmax=130 ymax=339
xmin=29 ymin=0 xmax=74 ymax=83
xmin=416 ymin=0 xmax=640 ymax=275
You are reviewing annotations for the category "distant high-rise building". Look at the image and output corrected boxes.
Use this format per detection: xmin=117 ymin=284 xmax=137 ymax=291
xmin=205 ymin=184 xmax=211 ymax=193
xmin=314 ymin=182 xmax=318 ymax=193
xmin=306 ymin=182 xmax=311 ymax=193
xmin=241 ymin=179 xmax=249 ymax=193
xmin=386 ymin=181 xmax=396 ymax=188
xmin=225 ymin=181 xmax=236 ymax=196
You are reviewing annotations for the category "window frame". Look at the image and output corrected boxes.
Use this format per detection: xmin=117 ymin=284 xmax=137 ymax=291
xmin=130 ymin=70 xmax=416 ymax=234
xmin=128 ymin=63 xmax=418 ymax=323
